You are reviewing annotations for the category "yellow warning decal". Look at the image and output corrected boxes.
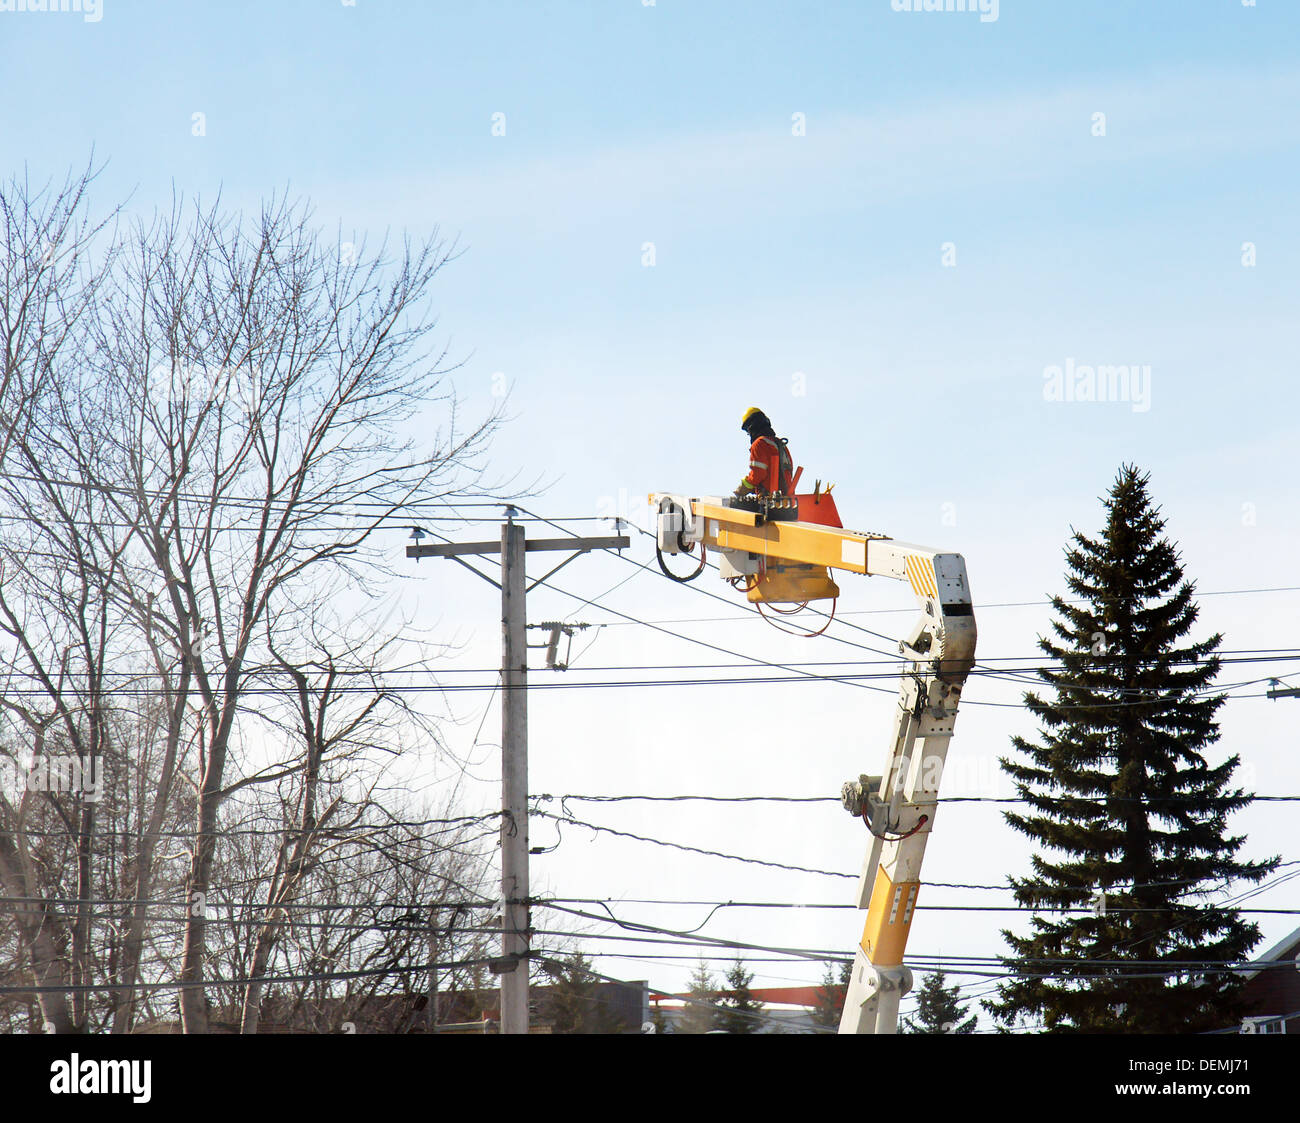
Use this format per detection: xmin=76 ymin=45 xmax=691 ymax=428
xmin=904 ymin=554 xmax=938 ymax=599
xmin=860 ymin=867 xmax=921 ymax=967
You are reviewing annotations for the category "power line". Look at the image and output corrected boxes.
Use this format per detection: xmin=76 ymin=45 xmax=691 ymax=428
xmin=544 ymin=929 xmax=1300 ymax=978
xmin=0 ymin=813 xmax=503 ymax=840
xmin=10 ymin=865 xmax=1296 ymax=913
xmin=0 ymin=675 xmax=1286 ymax=700
xmin=537 ymin=907 xmax=1298 ymax=978
xmin=551 ymin=513 xmax=904 ymax=658
xmin=538 ymin=792 xmax=1300 ymax=807
xmin=413 ymin=524 xmax=901 ymax=697
xmin=0 ymin=894 xmax=500 ymax=911
xmin=531 ymin=808 xmax=855 ymax=879
xmin=524 ymin=512 xmax=1298 ymax=706
xmin=538 ymin=793 xmax=836 ymax=806
xmin=0 ymin=956 xmax=504 ymax=997
xmin=960 ymin=864 xmax=1300 ymax=1018
xmin=6 ymin=652 xmax=1300 ymax=682
xmin=527 ymin=518 xmax=1300 ymax=625
xmin=525 ymin=804 xmax=1300 ymax=893
xmin=494 ymin=527 xmax=1285 ymax=709
xmin=540 ymin=897 xmax=1300 ymax=917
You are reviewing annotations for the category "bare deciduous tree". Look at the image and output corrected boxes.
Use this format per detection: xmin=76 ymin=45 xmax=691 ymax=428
xmin=0 ymin=165 xmax=509 ymax=1033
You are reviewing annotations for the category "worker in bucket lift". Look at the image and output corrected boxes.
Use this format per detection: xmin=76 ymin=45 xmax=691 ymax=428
xmin=734 ymin=407 xmax=794 ymax=500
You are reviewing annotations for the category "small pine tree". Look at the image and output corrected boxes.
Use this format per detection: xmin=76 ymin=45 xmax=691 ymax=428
xmin=717 ymin=959 xmax=764 ymax=1034
xmin=546 ymin=952 xmax=598 ymax=1033
xmin=649 ymin=1004 xmax=670 ymax=1034
xmin=811 ymin=960 xmax=851 ymax=1030
xmin=986 ymin=466 xmax=1279 ymax=1033
xmin=678 ymin=960 xmax=719 ymax=1034
xmin=902 ymin=971 xmax=976 ymax=1034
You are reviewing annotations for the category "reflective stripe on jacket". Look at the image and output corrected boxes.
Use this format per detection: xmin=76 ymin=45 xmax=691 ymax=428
xmin=742 ymin=435 xmax=791 ymax=494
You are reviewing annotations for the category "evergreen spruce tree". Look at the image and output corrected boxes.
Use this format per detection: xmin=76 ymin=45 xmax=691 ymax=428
xmin=546 ymin=952 xmax=598 ymax=1033
xmin=650 ymin=1004 xmax=670 ymax=1034
xmin=986 ymin=465 xmax=1278 ymax=1033
xmin=717 ymin=959 xmax=764 ymax=1034
xmin=678 ymin=960 xmax=719 ymax=1034
xmin=811 ymin=960 xmax=851 ymax=1030
xmin=902 ymin=972 xmax=977 ymax=1034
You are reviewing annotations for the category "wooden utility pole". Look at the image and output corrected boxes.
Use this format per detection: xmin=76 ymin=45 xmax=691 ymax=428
xmin=499 ymin=518 xmax=529 ymax=1034
xmin=407 ymin=511 xmax=628 ymax=1035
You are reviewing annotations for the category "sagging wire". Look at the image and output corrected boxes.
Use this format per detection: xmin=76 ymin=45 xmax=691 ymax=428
xmin=530 ymin=818 xmax=563 ymax=856
xmin=766 ymin=600 xmax=810 ymax=616
xmin=731 ymin=563 xmax=837 ymax=639
xmin=653 ymin=498 xmax=707 ymax=583
xmin=530 ymin=805 xmax=856 ymax=879
xmin=756 ymin=595 xmax=838 ymax=639
xmin=593 ymin=898 xmax=730 ymax=936
xmin=656 ymin=538 xmax=707 ymax=583
xmin=865 ymin=812 xmax=930 ymax=843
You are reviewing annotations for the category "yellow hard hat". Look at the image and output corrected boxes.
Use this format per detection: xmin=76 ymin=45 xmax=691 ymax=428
xmin=741 ymin=406 xmax=765 ymax=428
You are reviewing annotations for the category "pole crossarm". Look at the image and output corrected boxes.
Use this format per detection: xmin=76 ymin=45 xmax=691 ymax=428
xmin=523 ymin=535 xmax=630 ymax=554
xmin=407 ymin=535 xmax=628 ymax=560
xmin=407 ymin=540 xmax=504 ymax=559
xmin=407 ymin=534 xmax=628 ymax=593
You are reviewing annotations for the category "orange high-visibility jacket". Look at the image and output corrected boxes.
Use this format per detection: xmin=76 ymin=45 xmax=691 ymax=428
xmin=742 ymin=435 xmax=792 ymax=495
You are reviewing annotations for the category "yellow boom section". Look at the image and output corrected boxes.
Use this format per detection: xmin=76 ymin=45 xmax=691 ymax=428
xmin=690 ymin=499 xmax=882 ymax=575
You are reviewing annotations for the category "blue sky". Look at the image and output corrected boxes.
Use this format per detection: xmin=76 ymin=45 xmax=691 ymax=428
xmin=5 ymin=1 xmax=1299 ymax=1024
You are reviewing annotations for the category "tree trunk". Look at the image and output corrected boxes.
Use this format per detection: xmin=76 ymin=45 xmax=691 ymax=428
xmin=110 ymin=679 xmax=186 ymax=1034
xmin=178 ymin=743 xmax=227 ymax=1035
xmin=0 ymin=837 xmax=74 ymax=1034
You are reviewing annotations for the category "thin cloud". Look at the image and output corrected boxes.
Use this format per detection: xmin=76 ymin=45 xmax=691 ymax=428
xmin=329 ymin=64 xmax=1300 ymax=236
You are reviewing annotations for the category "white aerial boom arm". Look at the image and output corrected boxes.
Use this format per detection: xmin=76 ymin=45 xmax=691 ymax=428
xmin=650 ymin=492 xmax=977 ymax=1035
